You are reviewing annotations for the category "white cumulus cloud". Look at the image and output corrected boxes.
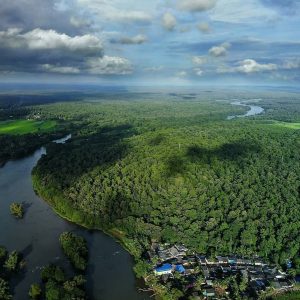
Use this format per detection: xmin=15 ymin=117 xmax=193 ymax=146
xmin=0 ymin=28 xmax=103 ymax=54
xmin=236 ymin=59 xmax=277 ymax=73
xmin=42 ymin=64 xmax=81 ymax=74
xmin=87 ymin=55 xmax=133 ymax=75
xmin=209 ymin=42 xmax=231 ymax=57
xmin=218 ymin=59 xmax=278 ymax=74
xmin=192 ymin=56 xmax=207 ymax=65
xmin=162 ymin=12 xmax=177 ymax=31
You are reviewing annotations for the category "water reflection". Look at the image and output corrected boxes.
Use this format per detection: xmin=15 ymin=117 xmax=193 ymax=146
xmin=0 ymin=136 xmax=149 ymax=300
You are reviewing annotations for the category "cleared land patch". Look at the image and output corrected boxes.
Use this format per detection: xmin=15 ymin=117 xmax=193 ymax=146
xmin=0 ymin=119 xmax=57 ymax=135
xmin=269 ymin=121 xmax=300 ymax=130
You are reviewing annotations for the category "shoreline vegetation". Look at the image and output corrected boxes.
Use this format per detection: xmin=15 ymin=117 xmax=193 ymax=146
xmin=0 ymin=131 xmax=69 ymax=168
xmin=1 ymin=232 xmax=89 ymax=299
xmin=32 ymin=174 xmax=138 ymax=257
xmin=30 ymin=177 xmax=300 ymax=300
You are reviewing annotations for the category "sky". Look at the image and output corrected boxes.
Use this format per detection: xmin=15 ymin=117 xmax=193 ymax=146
xmin=0 ymin=0 xmax=300 ymax=86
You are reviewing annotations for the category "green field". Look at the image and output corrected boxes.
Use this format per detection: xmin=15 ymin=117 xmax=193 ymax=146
xmin=0 ymin=119 xmax=57 ymax=135
xmin=269 ymin=121 xmax=300 ymax=130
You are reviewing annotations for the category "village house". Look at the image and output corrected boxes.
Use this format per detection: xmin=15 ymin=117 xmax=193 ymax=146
xmin=271 ymin=280 xmax=294 ymax=290
xmin=202 ymin=266 xmax=210 ymax=279
xmin=254 ymin=258 xmax=266 ymax=267
xmin=237 ymin=258 xmax=252 ymax=266
xmin=275 ymin=270 xmax=288 ymax=279
xmin=196 ymin=255 xmax=207 ymax=266
xmin=202 ymin=287 xmax=216 ymax=298
xmin=220 ymin=265 xmax=232 ymax=275
xmin=250 ymin=279 xmax=266 ymax=294
xmin=228 ymin=256 xmax=237 ymax=265
xmin=157 ymin=244 xmax=187 ymax=261
xmin=205 ymin=257 xmax=216 ymax=265
xmin=216 ymin=256 xmax=229 ymax=265
xmin=150 ymin=244 xmax=293 ymax=299
xmin=154 ymin=264 xmax=173 ymax=275
xmin=249 ymin=271 xmax=264 ymax=281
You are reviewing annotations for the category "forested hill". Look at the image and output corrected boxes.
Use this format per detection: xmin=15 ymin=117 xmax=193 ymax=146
xmin=32 ymin=93 xmax=300 ymax=267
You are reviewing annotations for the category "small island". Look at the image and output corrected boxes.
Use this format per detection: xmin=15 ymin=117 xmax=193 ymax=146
xmin=28 ymin=283 xmax=42 ymax=299
xmin=28 ymin=233 xmax=89 ymax=299
xmin=9 ymin=203 xmax=24 ymax=219
xmin=40 ymin=264 xmax=87 ymax=299
xmin=0 ymin=246 xmax=24 ymax=299
xmin=59 ymin=232 xmax=88 ymax=271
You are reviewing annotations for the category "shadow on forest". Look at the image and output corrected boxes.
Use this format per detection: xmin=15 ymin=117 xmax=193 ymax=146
xmin=166 ymin=155 xmax=187 ymax=176
xmin=186 ymin=139 xmax=261 ymax=163
xmin=166 ymin=139 xmax=261 ymax=177
xmin=38 ymin=124 xmax=136 ymax=185
xmin=149 ymin=134 xmax=166 ymax=146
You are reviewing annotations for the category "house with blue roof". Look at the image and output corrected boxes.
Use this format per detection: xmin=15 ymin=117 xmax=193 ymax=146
xmin=154 ymin=263 xmax=173 ymax=275
xmin=175 ymin=264 xmax=185 ymax=274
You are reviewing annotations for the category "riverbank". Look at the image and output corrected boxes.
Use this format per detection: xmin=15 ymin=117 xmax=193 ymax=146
xmin=31 ymin=133 xmax=142 ymax=258
xmin=31 ymin=174 xmax=134 ymax=255
xmin=0 ymin=131 xmax=69 ymax=169
xmin=31 ymin=172 xmax=143 ymax=262
xmin=0 ymin=146 xmax=150 ymax=300
xmin=31 ymin=175 xmax=155 ymax=297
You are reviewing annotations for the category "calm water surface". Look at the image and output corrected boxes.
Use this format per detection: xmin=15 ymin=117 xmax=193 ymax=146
xmin=0 ymin=136 xmax=149 ymax=300
xmin=227 ymin=101 xmax=264 ymax=120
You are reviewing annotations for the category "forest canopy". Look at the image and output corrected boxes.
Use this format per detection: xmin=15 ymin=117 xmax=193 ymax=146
xmin=29 ymin=92 xmax=300 ymax=267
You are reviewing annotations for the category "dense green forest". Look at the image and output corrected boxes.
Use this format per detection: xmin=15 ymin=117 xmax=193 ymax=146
xmin=30 ymin=92 xmax=300 ymax=271
xmin=1 ymin=90 xmax=299 ymax=298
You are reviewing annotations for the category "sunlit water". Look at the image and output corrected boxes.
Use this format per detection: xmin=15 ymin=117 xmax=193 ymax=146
xmin=227 ymin=101 xmax=264 ymax=120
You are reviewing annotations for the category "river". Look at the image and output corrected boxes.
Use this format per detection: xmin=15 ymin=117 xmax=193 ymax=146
xmin=227 ymin=101 xmax=264 ymax=120
xmin=0 ymin=136 xmax=150 ymax=300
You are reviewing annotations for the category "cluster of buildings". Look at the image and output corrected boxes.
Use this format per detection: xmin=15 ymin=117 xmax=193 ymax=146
xmin=147 ymin=243 xmax=295 ymax=299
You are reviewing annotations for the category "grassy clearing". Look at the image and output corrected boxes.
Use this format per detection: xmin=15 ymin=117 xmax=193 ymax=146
xmin=269 ymin=121 xmax=300 ymax=130
xmin=0 ymin=119 xmax=57 ymax=135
